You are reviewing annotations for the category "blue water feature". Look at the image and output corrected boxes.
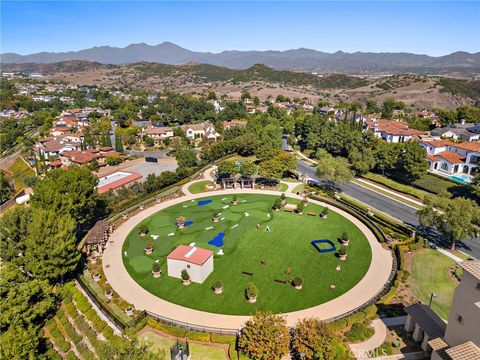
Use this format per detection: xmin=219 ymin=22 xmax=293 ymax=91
xmin=311 ymin=239 xmax=336 ymax=253
xmin=197 ymin=199 xmax=213 ymax=206
xmin=208 ymin=232 xmax=225 ymax=247
xmin=176 ymin=220 xmax=193 ymax=227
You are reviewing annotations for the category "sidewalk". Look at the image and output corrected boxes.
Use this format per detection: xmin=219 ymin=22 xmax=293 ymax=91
xmin=354 ymin=178 xmax=424 ymax=207
xmin=349 ymin=319 xmax=387 ymax=359
xmin=436 ymin=248 xmax=464 ymax=263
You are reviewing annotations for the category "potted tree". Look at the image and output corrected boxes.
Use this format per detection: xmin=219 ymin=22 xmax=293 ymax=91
xmin=93 ymin=272 xmax=102 ymax=281
xmin=341 ymin=231 xmax=350 ymax=246
xmin=144 ymin=240 xmax=154 ymax=255
xmin=273 ymin=198 xmax=282 ymax=211
xmin=321 ymin=207 xmax=329 ymax=219
xmin=245 ymin=282 xmax=258 ymax=303
xmin=181 ymin=269 xmax=191 ymax=286
xmin=231 ymin=195 xmax=238 ymax=205
xmin=152 ymin=262 xmax=162 ymax=278
xmin=104 ymin=288 xmax=113 ymax=300
xmin=212 ymin=212 xmax=221 ymax=222
xmin=338 ymin=245 xmax=347 ymax=261
xmin=139 ymin=224 xmax=148 ymax=237
xmin=213 ymin=280 xmax=223 ymax=294
xmin=125 ymin=306 xmax=135 ymax=316
xmin=280 ymin=193 xmax=286 ymax=205
xmin=177 ymin=216 xmax=186 ymax=230
xmin=292 ymin=276 xmax=303 ymax=290
xmin=296 ymin=202 xmax=304 ymax=215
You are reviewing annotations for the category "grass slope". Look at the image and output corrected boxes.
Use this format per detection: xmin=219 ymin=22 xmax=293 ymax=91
xmin=411 ymin=249 xmax=458 ymax=320
xmin=188 ymin=180 xmax=212 ymax=194
xmin=123 ymin=194 xmax=372 ymax=315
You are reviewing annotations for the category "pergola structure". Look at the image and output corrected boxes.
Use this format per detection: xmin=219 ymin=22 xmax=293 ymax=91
xmin=240 ymin=177 xmax=255 ymax=189
xmin=83 ymin=220 xmax=114 ymax=256
xmin=221 ymin=177 xmax=237 ymax=189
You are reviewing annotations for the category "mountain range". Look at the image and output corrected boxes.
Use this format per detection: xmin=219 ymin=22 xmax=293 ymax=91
xmin=2 ymin=42 xmax=480 ymax=74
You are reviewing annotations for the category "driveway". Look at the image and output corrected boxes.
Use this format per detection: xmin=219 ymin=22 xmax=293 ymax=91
xmin=122 ymin=158 xmax=178 ymax=181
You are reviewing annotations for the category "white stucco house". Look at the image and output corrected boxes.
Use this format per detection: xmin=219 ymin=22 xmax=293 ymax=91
xmin=364 ymin=119 xmax=425 ymax=143
xmin=167 ymin=245 xmax=214 ymax=284
xmin=181 ymin=122 xmax=220 ymax=143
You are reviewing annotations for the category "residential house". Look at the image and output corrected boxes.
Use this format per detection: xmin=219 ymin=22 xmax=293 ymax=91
xmin=36 ymin=137 xmax=82 ymax=158
xmin=420 ymin=139 xmax=479 ymax=181
xmin=431 ymin=121 xmax=480 ymax=142
xmin=405 ymin=260 xmax=480 ymax=359
xmin=223 ymin=120 xmax=248 ymax=130
xmin=181 ymin=122 xmax=220 ymax=143
xmin=365 ymin=119 xmax=425 ymax=143
xmin=143 ymin=126 xmax=174 ymax=145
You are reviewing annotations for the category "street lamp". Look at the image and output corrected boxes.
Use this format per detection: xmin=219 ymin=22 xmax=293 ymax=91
xmin=429 ymin=292 xmax=437 ymax=308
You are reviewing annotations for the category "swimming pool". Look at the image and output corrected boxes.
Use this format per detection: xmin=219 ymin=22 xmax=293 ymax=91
xmin=98 ymin=171 xmax=132 ymax=187
xmin=433 ymin=172 xmax=472 ymax=184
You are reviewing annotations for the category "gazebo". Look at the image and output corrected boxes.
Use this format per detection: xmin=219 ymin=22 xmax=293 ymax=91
xmin=221 ymin=177 xmax=237 ymax=189
xmin=83 ymin=220 xmax=113 ymax=256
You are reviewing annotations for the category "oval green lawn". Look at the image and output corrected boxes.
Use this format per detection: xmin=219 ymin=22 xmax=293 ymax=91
xmin=122 ymin=194 xmax=372 ymax=315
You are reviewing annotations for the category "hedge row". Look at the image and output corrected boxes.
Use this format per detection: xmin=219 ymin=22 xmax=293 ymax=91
xmin=76 ymin=342 xmax=95 ymax=360
xmin=55 ymin=313 xmax=82 ymax=344
xmin=145 ymin=318 xmax=238 ymax=356
xmin=378 ymin=245 xmax=405 ymax=304
xmin=46 ymin=320 xmax=71 ymax=353
xmin=327 ymin=304 xmax=378 ymax=331
xmin=362 ymin=173 xmax=426 ymax=200
xmin=66 ymin=352 xmax=79 ymax=360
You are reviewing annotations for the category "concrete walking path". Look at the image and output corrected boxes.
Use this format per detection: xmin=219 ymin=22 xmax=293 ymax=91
xmin=436 ymin=248 xmax=464 ymax=263
xmin=354 ymin=179 xmax=423 ymax=208
xmin=102 ymin=168 xmax=393 ymax=330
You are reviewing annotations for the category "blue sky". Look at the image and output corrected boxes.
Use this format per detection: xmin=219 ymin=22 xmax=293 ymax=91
xmin=1 ymin=1 xmax=479 ymax=56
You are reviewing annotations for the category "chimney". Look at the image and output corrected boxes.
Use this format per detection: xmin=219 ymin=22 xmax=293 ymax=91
xmin=460 ymin=118 xmax=465 ymax=125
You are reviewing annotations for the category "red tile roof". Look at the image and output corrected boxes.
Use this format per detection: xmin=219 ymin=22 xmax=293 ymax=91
xmin=452 ymin=141 xmax=480 ymax=153
xmin=427 ymin=154 xmax=439 ymax=162
xmin=436 ymin=151 xmax=465 ymax=164
xmin=48 ymin=159 xmax=62 ymax=167
xmin=421 ymin=139 xmax=454 ymax=148
xmin=167 ymin=245 xmax=213 ymax=266
xmin=366 ymin=119 xmax=425 ymax=136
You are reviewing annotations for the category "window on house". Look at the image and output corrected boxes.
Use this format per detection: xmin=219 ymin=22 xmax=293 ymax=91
xmin=457 ymin=314 xmax=463 ymax=324
xmin=476 ymin=282 xmax=480 ymax=291
xmin=441 ymin=163 xmax=448 ymax=171
xmin=186 ymin=264 xmax=190 ymax=269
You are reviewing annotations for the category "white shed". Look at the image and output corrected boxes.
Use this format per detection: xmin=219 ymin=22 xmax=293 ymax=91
xmin=167 ymin=245 xmax=214 ymax=284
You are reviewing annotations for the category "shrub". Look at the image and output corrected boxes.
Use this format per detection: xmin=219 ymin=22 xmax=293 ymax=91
xmin=186 ymin=329 xmax=211 ymax=342
xmin=66 ymin=352 xmax=79 ymax=360
xmin=177 ymin=215 xmax=186 ymax=225
xmin=152 ymin=262 xmax=161 ymax=273
xmin=281 ymin=193 xmax=286 ymax=200
xmin=292 ymin=276 xmax=303 ymax=287
xmin=296 ymin=202 xmax=304 ymax=213
xmin=273 ymin=198 xmax=282 ymax=210
xmin=145 ymin=240 xmax=153 ymax=250
xmin=213 ymin=280 xmax=223 ymax=289
xmin=181 ymin=269 xmax=190 ymax=281
xmin=46 ymin=321 xmax=70 ymax=353
xmin=345 ymin=322 xmax=374 ymax=342
xmin=338 ymin=245 xmax=347 ymax=256
xmin=321 ymin=207 xmax=329 ymax=217
xmin=246 ymin=282 xmax=258 ymax=298
xmin=341 ymin=231 xmax=349 ymax=241
xmin=138 ymin=224 xmax=148 ymax=235
xmin=212 ymin=212 xmax=220 ymax=218
xmin=232 ymin=194 xmax=238 ymax=201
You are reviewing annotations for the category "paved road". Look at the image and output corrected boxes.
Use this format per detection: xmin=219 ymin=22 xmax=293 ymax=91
xmin=126 ymin=149 xmax=170 ymax=158
xmin=296 ymin=159 xmax=480 ymax=258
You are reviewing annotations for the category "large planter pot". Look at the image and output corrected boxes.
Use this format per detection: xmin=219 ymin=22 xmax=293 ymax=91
xmin=144 ymin=247 xmax=153 ymax=255
xmin=152 ymin=271 xmax=161 ymax=279
xmin=93 ymin=273 xmax=102 ymax=282
xmin=125 ymin=307 xmax=134 ymax=316
xmin=214 ymin=287 xmax=223 ymax=294
xmin=303 ymin=201 xmax=308 ymax=207
xmin=274 ymin=208 xmax=280 ymax=212
xmin=104 ymin=290 xmax=113 ymax=300
xmin=248 ymin=295 xmax=257 ymax=303
xmin=281 ymin=200 xmax=286 ymax=206
xmin=297 ymin=211 xmax=304 ymax=215
xmin=322 ymin=215 xmax=328 ymax=219
xmin=140 ymin=232 xmax=146 ymax=237
xmin=232 ymin=200 xmax=238 ymax=205
xmin=178 ymin=224 xmax=185 ymax=230
xmin=90 ymin=257 xmax=97 ymax=264
xmin=183 ymin=279 xmax=191 ymax=286
xmin=295 ymin=284 xmax=303 ymax=290
xmin=339 ymin=254 xmax=347 ymax=261
xmin=212 ymin=217 xmax=220 ymax=223
xmin=342 ymin=239 xmax=350 ymax=246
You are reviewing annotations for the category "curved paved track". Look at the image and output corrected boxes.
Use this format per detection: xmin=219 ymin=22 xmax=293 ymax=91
xmin=103 ymin=181 xmax=392 ymax=330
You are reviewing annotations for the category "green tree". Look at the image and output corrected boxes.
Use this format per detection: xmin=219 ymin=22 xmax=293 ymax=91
xmin=418 ymin=195 xmax=480 ymax=249
xmin=253 ymin=96 xmax=260 ymax=106
xmin=0 ymin=206 xmax=32 ymax=264
xmin=105 ymin=156 xmax=123 ymax=166
xmin=315 ymin=150 xmax=354 ymax=184
xmin=115 ymin=133 xmax=125 ymax=153
xmin=175 ymin=149 xmax=198 ymax=168
xmin=240 ymin=161 xmax=257 ymax=177
xmin=365 ymin=99 xmax=380 ymax=114
xmin=0 ymin=169 xmax=13 ymax=204
xmin=217 ymin=160 xmax=238 ymax=178
xmin=97 ymin=336 xmax=164 ymax=359
xmin=293 ymin=317 xmax=347 ymax=360
xmin=456 ymin=105 xmax=480 ymax=122
xmin=471 ymin=171 xmax=480 ymax=198
xmin=241 ymin=90 xmax=251 ymax=101
xmin=207 ymin=91 xmax=217 ymax=100
xmin=88 ymin=158 xmax=100 ymax=172
xmin=396 ymin=142 xmax=428 ymax=181
xmin=0 ymin=262 xmax=55 ymax=330
xmin=31 ymin=166 xmax=99 ymax=228
xmin=0 ymin=325 xmax=40 ymax=360
xmin=24 ymin=209 xmax=80 ymax=283
xmin=238 ymin=312 xmax=290 ymax=360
